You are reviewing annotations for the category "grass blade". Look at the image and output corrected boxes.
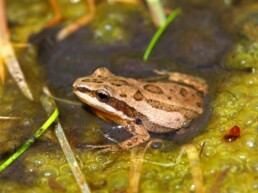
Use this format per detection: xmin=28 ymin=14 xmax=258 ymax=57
xmin=0 ymin=108 xmax=59 ymax=172
xmin=143 ymin=7 xmax=182 ymax=61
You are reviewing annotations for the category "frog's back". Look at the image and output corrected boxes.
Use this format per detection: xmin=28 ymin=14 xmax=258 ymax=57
xmin=137 ymin=81 xmax=204 ymax=113
xmin=106 ymin=78 xmax=205 ymax=131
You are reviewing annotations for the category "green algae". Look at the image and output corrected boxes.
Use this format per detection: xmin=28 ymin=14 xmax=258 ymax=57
xmin=224 ymin=42 xmax=258 ymax=70
xmin=230 ymin=3 xmax=258 ymax=42
xmin=6 ymin=0 xmax=51 ymax=42
xmin=89 ymin=3 xmax=151 ymax=44
xmin=1 ymin=1 xmax=258 ymax=193
xmin=0 ymin=45 xmax=47 ymax=159
xmin=6 ymin=0 xmax=90 ymax=42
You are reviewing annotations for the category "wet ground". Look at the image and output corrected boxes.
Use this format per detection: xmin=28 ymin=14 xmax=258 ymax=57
xmin=1 ymin=0 xmax=258 ymax=192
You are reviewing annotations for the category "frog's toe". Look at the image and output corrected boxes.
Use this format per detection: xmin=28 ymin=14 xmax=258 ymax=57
xmin=96 ymin=145 xmax=121 ymax=153
xmin=79 ymin=144 xmax=121 ymax=153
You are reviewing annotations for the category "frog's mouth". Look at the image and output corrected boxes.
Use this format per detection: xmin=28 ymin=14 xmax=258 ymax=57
xmin=91 ymin=108 xmax=125 ymax=125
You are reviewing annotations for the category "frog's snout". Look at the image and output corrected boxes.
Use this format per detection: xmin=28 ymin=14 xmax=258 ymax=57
xmin=73 ymin=78 xmax=83 ymax=91
xmin=72 ymin=81 xmax=79 ymax=92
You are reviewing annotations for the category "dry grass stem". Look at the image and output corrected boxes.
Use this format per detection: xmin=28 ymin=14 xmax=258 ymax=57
xmin=0 ymin=0 xmax=33 ymax=100
xmin=42 ymin=87 xmax=81 ymax=106
xmin=12 ymin=43 xmax=30 ymax=48
xmin=54 ymin=122 xmax=91 ymax=193
xmin=0 ymin=116 xmax=20 ymax=120
xmin=185 ymin=144 xmax=206 ymax=193
xmin=57 ymin=0 xmax=95 ymax=41
xmin=42 ymin=87 xmax=91 ymax=193
xmin=128 ymin=140 xmax=163 ymax=193
xmin=108 ymin=0 xmax=139 ymax=4
xmin=0 ymin=0 xmax=8 ymax=34
xmin=0 ymin=57 xmax=4 ymax=83
xmin=128 ymin=146 xmax=145 ymax=193
xmin=0 ymin=35 xmax=34 ymax=100
xmin=146 ymin=0 xmax=166 ymax=27
xmin=0 ymin=0 xmax=7 ymax=83
xmin=46 ymin=0 xmax=62 ymax=27
xmin=142 ymin=147 xmax=185 ymax=167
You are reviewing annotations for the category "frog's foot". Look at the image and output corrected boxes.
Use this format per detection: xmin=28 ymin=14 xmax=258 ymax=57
xmin=118 ymin=123 xmax=151 ymax=149
xmin=83 ymin=144 xmax=121 ymax=153
xmin=154 ymin=69 xmax=208 ymax=93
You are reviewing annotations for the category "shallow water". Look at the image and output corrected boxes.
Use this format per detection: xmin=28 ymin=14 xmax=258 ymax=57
xmin=1 ymin=0 xmax=258 ymax=193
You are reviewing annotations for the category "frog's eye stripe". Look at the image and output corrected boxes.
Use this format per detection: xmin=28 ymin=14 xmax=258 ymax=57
xmin=75 ymin=86 xmax=89 ymax=93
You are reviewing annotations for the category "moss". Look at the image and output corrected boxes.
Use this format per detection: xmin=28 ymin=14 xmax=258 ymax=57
xmin=90 ymin=3 xmax=150 ymax=44
xmin=6 ymin=0 xmax=51 ymax=42
xmin=1 ymin=0 xmax=258 ymax=193
xmin=224 ymin=42 xmax=258 ymax=70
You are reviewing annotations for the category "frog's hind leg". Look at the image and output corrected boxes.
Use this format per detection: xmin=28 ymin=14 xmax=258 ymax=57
xmin=78 ymin=123 xmax=150 ymax=152
xmin=154 ymin=70 xmax=208 ymax=93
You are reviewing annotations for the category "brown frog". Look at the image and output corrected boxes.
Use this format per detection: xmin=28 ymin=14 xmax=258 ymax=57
xmin=73 ymin=67 xmax=208 ymax=150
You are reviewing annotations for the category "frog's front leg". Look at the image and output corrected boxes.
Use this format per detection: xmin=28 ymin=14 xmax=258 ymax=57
xmin=119 ymin=122 xmax=150 ymax=149
xmin=154 ymin=70 xmax=208 ymax=93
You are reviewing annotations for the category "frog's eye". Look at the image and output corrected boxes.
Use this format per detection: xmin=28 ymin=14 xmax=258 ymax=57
xmin=96 ymin=90 xmax=110 ymax=103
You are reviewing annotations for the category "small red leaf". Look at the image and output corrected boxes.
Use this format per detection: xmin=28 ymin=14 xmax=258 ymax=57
xmin=224 ymin=125 xmax=241 ymax=142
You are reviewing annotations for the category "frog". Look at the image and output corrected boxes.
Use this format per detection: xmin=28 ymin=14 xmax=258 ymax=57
xmin=73 ymin=67 xmax=208 ymax=150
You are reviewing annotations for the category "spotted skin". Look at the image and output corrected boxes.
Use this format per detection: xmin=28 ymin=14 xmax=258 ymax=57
xmin=144 ymin=84 xmax=163 ymax=94
xmin=133 ymin=90 xmax=144 ymax=101
xmin=73 ymin=67 xmax=208 ymax=150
